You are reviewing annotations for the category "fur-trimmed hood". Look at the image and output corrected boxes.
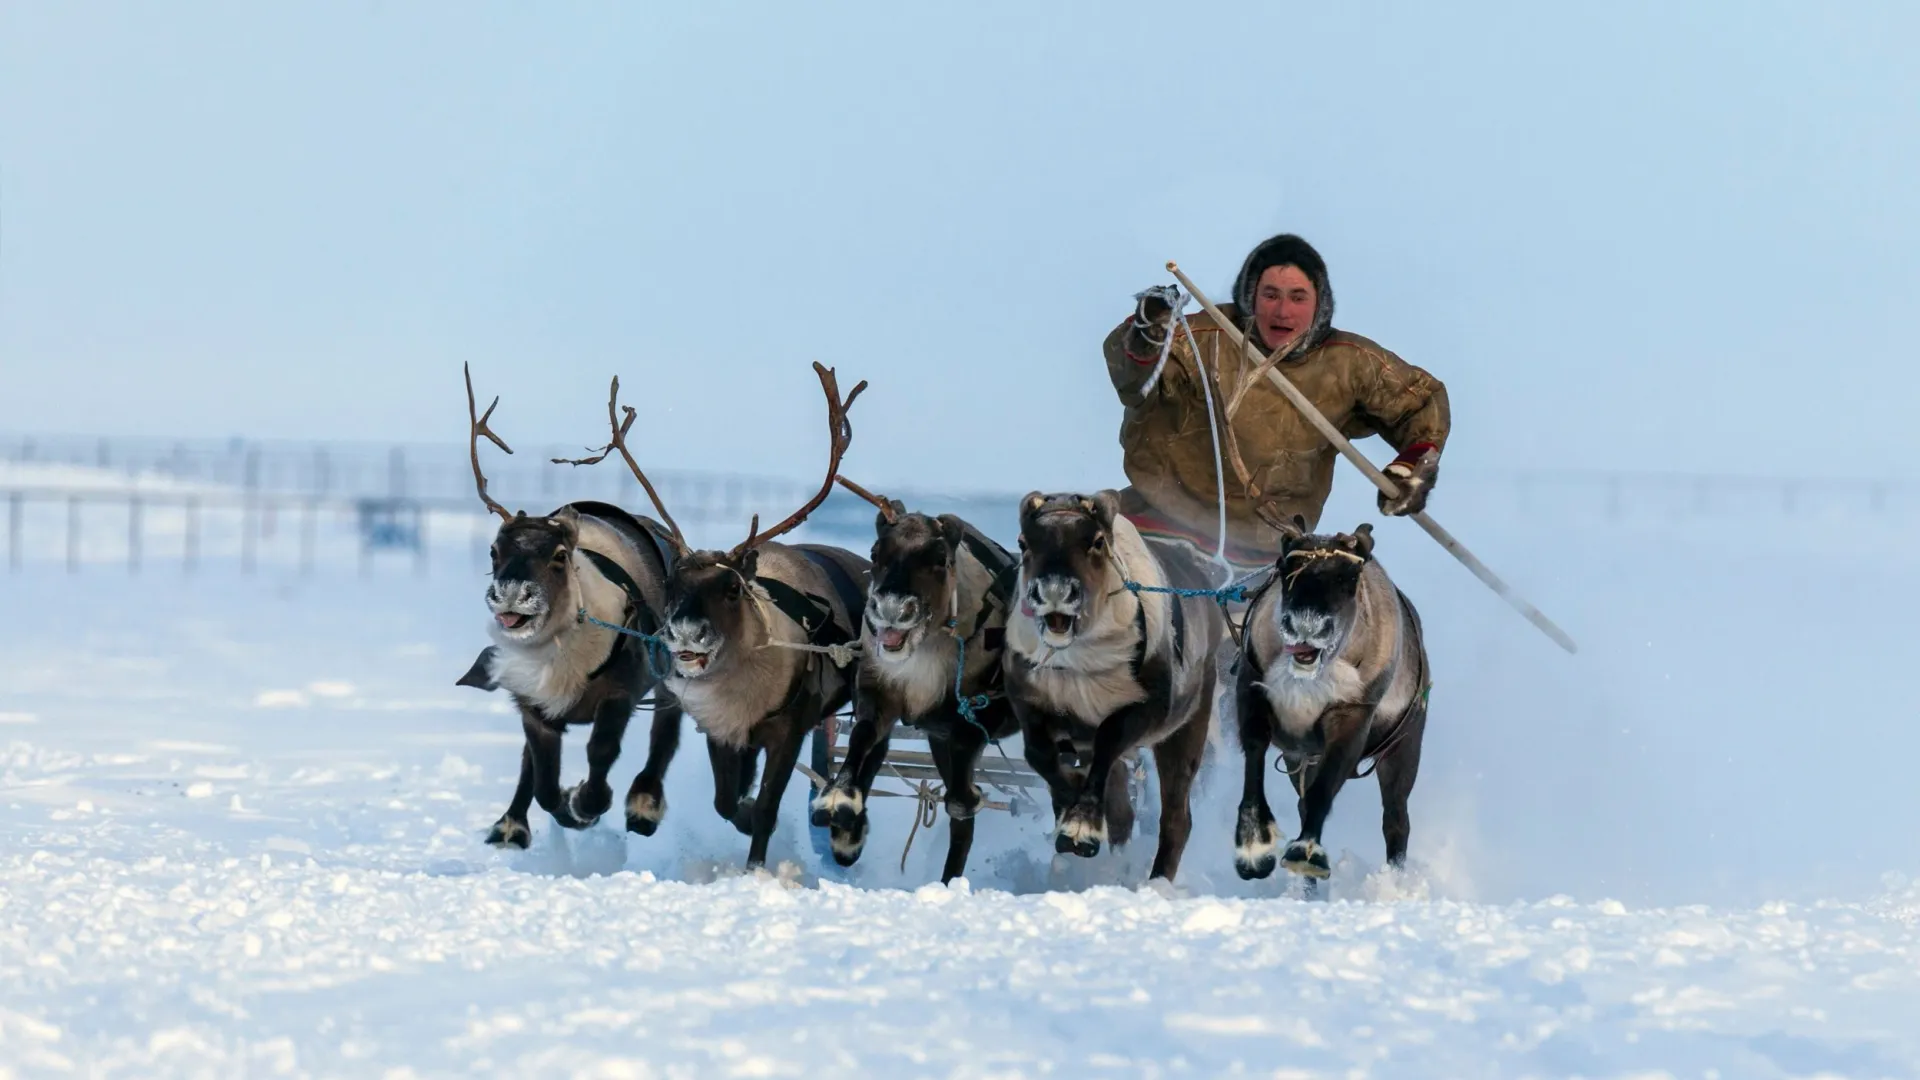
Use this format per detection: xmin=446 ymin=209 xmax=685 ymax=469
xmin=1232 ymin=233 xmax=1335 ymax=357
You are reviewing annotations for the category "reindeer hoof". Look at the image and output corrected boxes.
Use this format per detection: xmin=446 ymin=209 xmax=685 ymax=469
xmin=829 ymin=812 xmax=868 ymax=867
xmin=1282 ymin=838 xmax=1331 ymax=879
xmin=729 ymin=799 xmax=755 ymax=837
xmin=816 ymin=787 xmax=867 ymax=866
xmin=1234 ymin=807 xmax=1279 ymax=880
xmin=626 ymin=790 xmax=665 ymax=837
xmin=1054 ymin=805 xmax=1106 ymax=859
xmin=486 ymin=817 xmax=531 ymax=849
xmin=564 ymin=782 xmax=612 ymax=826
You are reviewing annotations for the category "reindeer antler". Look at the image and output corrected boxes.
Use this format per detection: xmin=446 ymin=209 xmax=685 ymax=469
xmin=552 ymin=375 xmax=687 ymax=551
xmin=465 ymin=363 xmax=514 ymax=522
xmin=836 ymin=476 xmax=898 ymax=524
xmin=727 ymin=362 xmax=867 ymax=560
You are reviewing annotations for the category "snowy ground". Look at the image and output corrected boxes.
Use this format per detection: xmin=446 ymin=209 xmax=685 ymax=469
xmin=3 ymin=472 xmax=1919 ymax=1077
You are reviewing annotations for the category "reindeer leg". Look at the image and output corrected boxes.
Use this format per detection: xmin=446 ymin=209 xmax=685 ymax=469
xmin=707 ymin=737 xmax=754 ymax=835
xmin=561 ymin=695 xmax=631 ymax=827
xmin=821 ymin=692 xmax=894 ymax=867
xmin=1013 ymin=699 xmax=1078 ymax=825
xmin=1149 ymin=701 xmax=1211 ymax=883
xmin=1285 ymin=704 xmax=1372 ymax=879
xmin=732 ymin=741 xmax=761 ymax=835
xmin=486 ymin=742 xmax=536 ymax=849
xmin=625 ymin=691 xmax=684 ymax=837
xmin=1056 ymin=701 xmax=1159 ymax=859
xmin=746 ymin=706 xmax=817 ymax=870
xmin=1233 ymin=664 xmax=1281 ymax=880
xmin=1103 ymin=757 xmax=1137 ymax=852
xmin=932 ymin=718 xmax=989 ymax=885
xmin=522 ymin=714 xmax=587 ymax=830
xmin=1373 ymin=711 xmax=1426 ymax=869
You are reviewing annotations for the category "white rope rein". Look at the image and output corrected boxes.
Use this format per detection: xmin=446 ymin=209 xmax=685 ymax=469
xmin=1138 ymin=286 xmax=1233 ymax=586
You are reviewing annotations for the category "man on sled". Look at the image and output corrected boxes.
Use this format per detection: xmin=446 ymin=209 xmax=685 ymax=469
xmin=1102 ymin=233 xmax=1451 ymax=579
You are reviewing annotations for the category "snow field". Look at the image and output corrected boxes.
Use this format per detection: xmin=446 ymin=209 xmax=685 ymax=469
xmin=2 ymin=493 xmax=1919 ymax=1075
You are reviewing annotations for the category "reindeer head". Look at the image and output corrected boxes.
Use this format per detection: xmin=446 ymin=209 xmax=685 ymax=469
xmin=484 ymin=510 xmax=587 ymax=646
xmin=659 ymin=547 xmax=766 ymax=679
xmin=1267 ymin=513 xmax=1376 ymax=677
xmin=862 ymin=501 xmax=966 ymax=662
xmin=463 ymin=365 xmax=585 ymax=648
xmin=1014 ymin=490 xmax=1126 ymax=651
xmin=569 ymin=362 xmax=866 ymax=682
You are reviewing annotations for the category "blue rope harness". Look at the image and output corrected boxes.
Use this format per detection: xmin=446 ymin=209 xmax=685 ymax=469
xmin=577 ymin=608 xmax=675 ymax=680
xmin=1122 ymin=564 xmax=1274 ymax=606
xmin=946 ymin=620 xmax=997 ymax=742
xmin=1123 ymin=581 xmax=1250 ymax=604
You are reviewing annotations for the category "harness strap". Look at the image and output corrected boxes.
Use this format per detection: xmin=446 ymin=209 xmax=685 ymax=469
xmin=798 ymin=547 xmax=867 ymax=635
xmin=958 ymin=524 xmax=1016 ymax=580
xmin=577 ymin=547 xmax=657 ymax=682
xmin=1167 ymin=586 xmax=1187 ymax=667
xmin=757 ymin=576 xmax=851 ymax=649
xmin=957 ymin=529 xmax=1017 ymax=654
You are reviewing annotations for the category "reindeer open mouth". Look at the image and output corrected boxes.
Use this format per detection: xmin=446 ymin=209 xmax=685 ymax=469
xmin=487 ymin=586 xmax=549 ymax=641
xmin=1285 ymin=642 xmax=1323 ymax=670
xmin=875 ymin=626 xmax=913 ymax=654
xmin=1021 ymin=576 xmax=1085 ymax=649
xmin=673 ymin=649 xmax=711 ymax=674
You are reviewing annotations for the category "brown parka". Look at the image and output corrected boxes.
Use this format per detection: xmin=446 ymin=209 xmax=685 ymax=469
xmin=1102 ymin=302 xmax=1449 ymax=563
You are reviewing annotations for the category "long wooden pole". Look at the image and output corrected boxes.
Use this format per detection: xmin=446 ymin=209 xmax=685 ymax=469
xmin=1165 ymin=261 xmax=1578 ymax=655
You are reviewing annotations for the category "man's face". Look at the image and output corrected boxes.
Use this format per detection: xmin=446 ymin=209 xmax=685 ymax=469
xmin=1252 ymin=264 xmax=1317 ymax=353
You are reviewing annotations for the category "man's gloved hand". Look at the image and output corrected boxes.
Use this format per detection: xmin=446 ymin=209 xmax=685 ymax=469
xmin=1129 ymin=285 xmax=1182 ymax=346
xmin=1377 ymin=443 xmax=1440 ymax=517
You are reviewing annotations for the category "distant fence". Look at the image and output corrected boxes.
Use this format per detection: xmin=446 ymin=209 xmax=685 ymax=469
xmin=2 ymin=432 xmax=1914 ymax=576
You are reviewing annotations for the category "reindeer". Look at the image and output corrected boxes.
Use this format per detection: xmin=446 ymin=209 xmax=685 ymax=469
xmin=452 ymin=366 xmax=687 ymax=849
xmin=1231 ymin=515 xmax=1431 ymax=882
xmin=1001 ymin=490 xmax=1221 ymax=883
xmin=814 ymin=478 xmax=1020 ymax=883
xmin=595 ymin=363 xmax=873 ymax=870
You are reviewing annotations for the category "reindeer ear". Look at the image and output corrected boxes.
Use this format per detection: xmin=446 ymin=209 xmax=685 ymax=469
xmin=874 ymin=508 xmax=894 ymax=536
xmin=736 ymin=547 xmax=760 ymax=581
xmin=935 ymin=514 xmax=966 ymax=556
xmin=1020 ymin=491 xmax=1046 ymax=521
xmin=1090 ymin=490 xmax=1121 ymax=528
xmin=1350 ymin=523 xmax=1376 ymax=560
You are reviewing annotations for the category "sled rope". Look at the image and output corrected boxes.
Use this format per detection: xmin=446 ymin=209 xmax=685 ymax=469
xmin=1134 ymin=286 xmax=1235 ymax=585
xmin=566 ymin=553 xmax=674 ymax=678
xmin=760 ymin=639 xmax=862 ymax=668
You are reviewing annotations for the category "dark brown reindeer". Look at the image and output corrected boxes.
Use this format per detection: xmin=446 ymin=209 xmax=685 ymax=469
xmin=1231 ymin=513 xmax=1431 ymax=882
xmin=814 ymin=477 xmax=1020 ymax=883
xmin=605 ymin=363 xmax=873 ymax=870
xmin=453 ymin=365 xmax=687 ymax=849
xmin=1001 ymin=491 xmax=1221 ymax=884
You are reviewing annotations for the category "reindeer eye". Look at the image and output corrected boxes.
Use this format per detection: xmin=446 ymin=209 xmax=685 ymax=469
xmin=551 ymin=546 xmax=569 ymax=562
xmin=1091 ymin=532 xmax=1107 ymax=553
xmin=1017 ymin=534 xmax=1028 ymax=552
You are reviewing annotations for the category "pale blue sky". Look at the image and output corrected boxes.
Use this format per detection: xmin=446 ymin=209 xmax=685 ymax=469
xmin=2 ymin=1 xmax=1915 ymax=494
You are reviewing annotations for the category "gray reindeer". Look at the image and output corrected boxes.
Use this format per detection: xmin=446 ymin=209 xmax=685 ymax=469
xmin=814 ymin=479 xmax=1019 ymax=884
xmin=453 ymin=366 xmax=686 ymax=849
xmin=1001 ymin=491 xmax=1220 ymax=884
xmin=1232 ymin=514 xmax=1431 ymax=882
xmin=602 ymin=363 xmax=873 ymax=871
